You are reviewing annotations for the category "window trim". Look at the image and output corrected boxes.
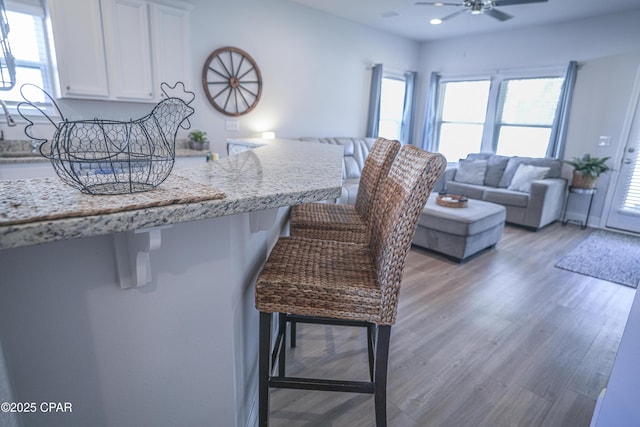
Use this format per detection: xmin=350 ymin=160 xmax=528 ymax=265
xmin=378 ymin=73 xmax=407 ymax=142
xmin=435 ymin=67 xmax=567 ymax=158
xmin=3 ymin=1 xmax=58 ymax=123
xmin=435 ymin=78 xmax=491 ymax=160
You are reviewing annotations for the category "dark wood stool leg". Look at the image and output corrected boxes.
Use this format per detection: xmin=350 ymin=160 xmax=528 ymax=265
xmin=367 ymin=324 xmax=375 ymax=381
xmin=259 ymin=312 xmax=272 ymax=427
xmin=374 ymin=325 xmax=391 ymax=427
xmin=290 ymin=320 xmax=297 ymax=348
xmin=278 ymin=313 xmax=286 ymax=376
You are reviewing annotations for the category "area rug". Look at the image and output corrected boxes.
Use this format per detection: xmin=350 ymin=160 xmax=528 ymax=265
xmin=555 ymin=229 xmax=640 ymax=288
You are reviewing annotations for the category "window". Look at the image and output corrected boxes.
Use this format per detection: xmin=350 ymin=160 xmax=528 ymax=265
xmin=495 ymin=77 xmax=564 ymax=157
xmin=367 ymin=65 xmax=417 ymax=144
xmin=437 ymin=80 xmax=490 ymax=161
xmin=434 ymin=71 xmax=565 ymax=159
xmin=2 ymin=3 xmax=51 ymax=105
xmin=378 ymin=76 xmax=406 ymax=141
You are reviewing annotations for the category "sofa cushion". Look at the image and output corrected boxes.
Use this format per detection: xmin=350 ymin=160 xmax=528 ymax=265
xmin=454 ymin=159 xmax=487 ymax=185
xmin=498 ymin=156 xmax=562 ymax=187
xmin=446 ymin=181 xmax=486 ymax=200
xmin=483 ymin=188 xmax=530 ymax=208
xmin=507 ymin=164 xmax=550 ymax=193
xmin=483 ymin=155 xmax=510 ymax=187
xmin=466 ymin=153 xmax=510 ymax=187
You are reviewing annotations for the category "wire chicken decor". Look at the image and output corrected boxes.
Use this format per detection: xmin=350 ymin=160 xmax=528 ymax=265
xmin=18 ymin=82 xmax=195 ymax=195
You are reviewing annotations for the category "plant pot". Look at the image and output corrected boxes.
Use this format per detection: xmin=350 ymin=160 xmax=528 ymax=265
xmin=189 ymin=140 xmax=209 ymax=151
xmin=572 ymin=170 xmax=598 ymax=189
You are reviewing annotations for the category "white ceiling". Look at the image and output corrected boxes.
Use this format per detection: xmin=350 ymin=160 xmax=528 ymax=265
xmin=287 ymin=0 xmax=640 ymax=42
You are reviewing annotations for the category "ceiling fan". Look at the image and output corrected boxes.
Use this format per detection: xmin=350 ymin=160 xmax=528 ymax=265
xmin=415 ymin=0 xmax=548 ymax=23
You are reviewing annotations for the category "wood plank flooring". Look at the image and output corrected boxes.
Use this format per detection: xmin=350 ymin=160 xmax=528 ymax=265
xmin=267 ymin=222 xmax=636 ymax=426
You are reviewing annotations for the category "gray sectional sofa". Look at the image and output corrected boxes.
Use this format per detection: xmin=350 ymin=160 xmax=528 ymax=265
xmin=435 ymin=153 xmax=567 ymax=230
xmin=296 ymin=137 xmax=376 ymax=204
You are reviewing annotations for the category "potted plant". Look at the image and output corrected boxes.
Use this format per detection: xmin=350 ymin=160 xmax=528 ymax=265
xmin=188 ymin=130 xmax=209 ymax=151
xmin=564 ymin=153 xmax=611 ymax=189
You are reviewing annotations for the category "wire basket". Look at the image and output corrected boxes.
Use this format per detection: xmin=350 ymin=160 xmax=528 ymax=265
xmin=18 ymin=82 xmax=195 ymax=195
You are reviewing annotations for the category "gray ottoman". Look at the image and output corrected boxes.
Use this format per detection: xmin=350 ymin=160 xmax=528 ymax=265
xmin=412 ymin=195 xmax=506 ymax=262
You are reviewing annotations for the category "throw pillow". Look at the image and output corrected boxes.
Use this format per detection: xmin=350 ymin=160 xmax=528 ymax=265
xmin=484 ymin=155 xmax=510 ymax=187
xmin=499 ymin=157 xmax=562 ymax=187
xmin=507 ymin=164 xmax=551 ymax=193
xmin=454 ymin=159 xmax=488 ymax=185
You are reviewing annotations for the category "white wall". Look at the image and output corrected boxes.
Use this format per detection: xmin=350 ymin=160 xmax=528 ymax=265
xmin=185 ymin=0 xmax=419 ymax=155
xmin=416 ymin=9 xmax=640 ymax=225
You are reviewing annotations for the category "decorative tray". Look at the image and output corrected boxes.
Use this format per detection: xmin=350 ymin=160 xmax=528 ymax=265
xmin=436 ymin=193 xmax=468 ymax=208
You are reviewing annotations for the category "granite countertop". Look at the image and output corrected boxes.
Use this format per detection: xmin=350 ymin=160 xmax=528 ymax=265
xmin=0 ymin=140 xmax=344 ymax=250
xmin=0 ymin=139 xmax=207 ymax=163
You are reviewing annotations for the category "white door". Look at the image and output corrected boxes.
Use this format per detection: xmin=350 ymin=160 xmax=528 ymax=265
xmin=606 ymin=67 xmax=640 ymax=233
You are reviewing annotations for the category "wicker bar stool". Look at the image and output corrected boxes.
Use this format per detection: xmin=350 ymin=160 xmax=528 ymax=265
xmin=288 ymin=137 xmax=400 ymax=350
xmin=289 ymin=137 xmax=401 ymax=245
xmin=255 ymin=145 xmax=446 ymax=426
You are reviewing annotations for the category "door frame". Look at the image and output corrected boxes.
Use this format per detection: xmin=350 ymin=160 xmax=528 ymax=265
xmin=602 ymin=63 xmax=640 ymax=231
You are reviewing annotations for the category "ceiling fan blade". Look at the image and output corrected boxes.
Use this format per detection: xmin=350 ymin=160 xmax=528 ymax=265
xmin=493 ymin=0 xmax=548 ymax=6
xmin=415 ymin=2 xmax=463 ymax=6
xmin=440 ymin=8 xmax=468 ymax=21
xmin=484 ymin=8 xmax=513 ymax=21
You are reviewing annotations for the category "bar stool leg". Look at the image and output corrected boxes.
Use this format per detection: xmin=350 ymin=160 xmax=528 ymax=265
xmin=290 ymin=320 xmax=297 ymax=348
xmin=367 ymin=324 xmax=375 ymax=381
xmin=374 ymin=325 xmax=391 ymax=427
xmin=278 ymin=313 xmax=286 ymax=376
xmin=259 ymin=312 xmax=272 ymax=427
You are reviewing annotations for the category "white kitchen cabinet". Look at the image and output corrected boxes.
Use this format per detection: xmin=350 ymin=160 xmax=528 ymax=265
xmin=48 ymin=0 xmax=191 ymax=102
xmin=150 ymin=3 xmax=191 ymax=99
xmin=102 ymin=0 xmax=154 ymax=101
xmin=48 ymin=0 xmax=110 ymax=99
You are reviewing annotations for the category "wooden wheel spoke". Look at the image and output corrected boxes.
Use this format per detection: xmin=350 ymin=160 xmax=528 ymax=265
xmin=236 ymin=87 xmax=252 ymax=109
xmin=212 ymin=85 xmax=230 ymax=100
xmin=234 ymin=88 xmax=240 ymax=113
xmin=208 ymin=66 xmax=230 ymax=81
xmin=228 ymin=51 xmax=235 ymax=80
xmin=237 ymin=66 xmax=257 ymax=81
xmin=222 ymin=86 xmax=233 ymax=111
xmin=215 ymin=56 xmax=233 ymax=79
xmin=234 ymin=56 xmax=246 ymax=78
xmin=238 ymin=84 xmax=258 ymax=100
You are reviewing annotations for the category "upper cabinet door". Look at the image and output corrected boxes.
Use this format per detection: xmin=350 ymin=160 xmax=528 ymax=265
xmin=149 ymin=3 xmax=191 ymax=99
xmin=48 ymin=0 xmax=191 ymax=102
xmin=49 ymin=0 xmax=110 ymax=98
xmin=101 ymin=0 xmax=154 ymax=101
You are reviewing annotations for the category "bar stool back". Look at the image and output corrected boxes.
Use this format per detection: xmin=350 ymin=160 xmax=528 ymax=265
xmin=255 ymin=145 xmax=446 ymax=426
xmin=289 ymin=137 xmax=400 ymax=244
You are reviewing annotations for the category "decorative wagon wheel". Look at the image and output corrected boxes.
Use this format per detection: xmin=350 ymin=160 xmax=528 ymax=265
xmin=202 ymin=47 xmax=263 ymax=117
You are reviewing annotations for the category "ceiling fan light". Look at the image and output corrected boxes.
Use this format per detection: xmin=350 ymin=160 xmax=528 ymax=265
xmin=433 ymin=2 xmax=445 ymax=5
xmin=430 ymin=18 xmax=443 ymax=24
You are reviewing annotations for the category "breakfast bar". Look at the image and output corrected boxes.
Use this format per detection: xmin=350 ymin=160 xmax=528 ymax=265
xmin=0 ymin=140 xmax=343 ymax=427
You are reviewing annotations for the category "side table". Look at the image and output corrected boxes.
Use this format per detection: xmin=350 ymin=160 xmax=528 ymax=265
xmin=562 ymin=186 xmax=596 ymax=229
